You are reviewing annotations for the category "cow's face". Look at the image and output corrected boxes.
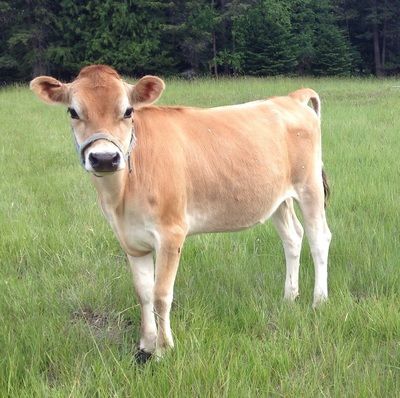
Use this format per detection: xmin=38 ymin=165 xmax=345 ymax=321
xmin=30 ymin=65 xmax=164 ymax=174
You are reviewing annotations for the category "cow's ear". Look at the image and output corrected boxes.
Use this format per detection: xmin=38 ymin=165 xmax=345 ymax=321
xmin=30 ymin=76 xmax=70 ymax=105
xmin=126 ymin=76 xmax=165 ymax=108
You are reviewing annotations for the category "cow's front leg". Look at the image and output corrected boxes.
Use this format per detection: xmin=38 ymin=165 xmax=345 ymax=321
xmin=128 ymin=253 xmax=157 ymax=361
xmin=154 ymin=227 xmax=186 ymax=357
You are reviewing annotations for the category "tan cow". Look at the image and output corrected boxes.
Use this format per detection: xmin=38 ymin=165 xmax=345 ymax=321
xmin=30 ymin=65 xmax=331 ymax=362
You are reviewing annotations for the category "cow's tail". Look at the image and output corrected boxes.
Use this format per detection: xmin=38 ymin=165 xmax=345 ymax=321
xmin=322 ymin=168 xmax=330 ymax=208
xmin=289 ymin=88 xmax=321 ymax=119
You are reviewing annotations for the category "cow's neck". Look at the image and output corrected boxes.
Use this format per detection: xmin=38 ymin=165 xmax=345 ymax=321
xmin=91 ymin=169 xmax=129 ymax=210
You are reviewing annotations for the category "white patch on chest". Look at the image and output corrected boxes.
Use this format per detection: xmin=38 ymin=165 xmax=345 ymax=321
xmin=101 ymin=205 xmax=160 ymax=253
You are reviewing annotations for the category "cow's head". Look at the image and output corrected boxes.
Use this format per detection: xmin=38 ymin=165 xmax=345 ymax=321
xmin=30 ymin=65 xmax=164 ymax=174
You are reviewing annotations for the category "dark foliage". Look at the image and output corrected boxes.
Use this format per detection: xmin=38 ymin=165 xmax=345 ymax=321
xmin=0 ymin=0 xmax=399 ymax=82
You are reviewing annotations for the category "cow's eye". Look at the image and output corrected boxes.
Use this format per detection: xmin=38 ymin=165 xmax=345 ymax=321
xmin=68 ymin=107 xmax=79 ymax=119
xmin=124 ymin=107 xmax=133 ymax=119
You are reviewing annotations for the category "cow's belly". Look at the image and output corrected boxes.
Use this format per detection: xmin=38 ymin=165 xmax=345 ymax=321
xmin=183 ymin=127 xmax=293 ymax=235
xmin=186 ymin=187 xmax=294 ymax=235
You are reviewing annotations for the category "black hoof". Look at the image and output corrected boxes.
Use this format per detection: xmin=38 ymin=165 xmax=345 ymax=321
xmin=135 ymin=349 xmax=153 ymax=364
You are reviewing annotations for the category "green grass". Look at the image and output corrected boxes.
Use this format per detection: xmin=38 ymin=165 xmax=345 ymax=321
xmin=0 ymin=77 xmax=399 ymax=397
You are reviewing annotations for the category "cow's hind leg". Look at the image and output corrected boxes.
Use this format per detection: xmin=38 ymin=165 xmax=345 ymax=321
xmin=272 ymin=198 xmax=304 ymax=301
xmin=297 ymin=176 xmax=332 ymax=307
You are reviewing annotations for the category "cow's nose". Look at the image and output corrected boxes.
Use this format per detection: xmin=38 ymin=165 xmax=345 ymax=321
xmin=89 ymin=152 xmax=120 ymax=172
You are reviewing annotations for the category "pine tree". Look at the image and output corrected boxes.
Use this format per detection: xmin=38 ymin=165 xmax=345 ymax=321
xmin=290 ymin=0 xmax=316 ymax=75
xmin=0 ymin=0 xmax=58 ymax=80
xmin=47 ymin=0 xmax=170 ymax=78
xmin=0 ymin=1 xmax=19 ymax=81
xmin=235 ymin=0 xmax=297 ymax=76
xmin=311 ymin=0 xmax=352 ymax=76
xmin=161 ymin=0 xmax=218 ymax=74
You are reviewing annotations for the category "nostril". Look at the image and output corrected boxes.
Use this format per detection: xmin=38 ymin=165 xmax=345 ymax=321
xmin=111 ymin=152 xmax=120 ymax=166
xmin=89 ymin=153 xmax=99 ymax=167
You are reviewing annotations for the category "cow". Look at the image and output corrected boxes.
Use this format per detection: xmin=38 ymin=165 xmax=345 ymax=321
xmin=30 ymin=65 xmax=331 ymax=362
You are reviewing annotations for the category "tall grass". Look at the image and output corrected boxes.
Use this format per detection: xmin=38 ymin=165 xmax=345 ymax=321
xmin=0 ymin=77 xmax=399 ymax=396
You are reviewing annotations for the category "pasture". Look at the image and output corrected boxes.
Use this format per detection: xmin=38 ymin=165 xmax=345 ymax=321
xmin=0 ymin=77 xmax=399 ymax=396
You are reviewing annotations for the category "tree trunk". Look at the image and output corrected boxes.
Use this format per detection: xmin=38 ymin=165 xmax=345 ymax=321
xmin=381 ymin=16 xmax=387 ymax=68
xmin=32 ymin=30 xmax=47 ymax=77
xmin=372 ymin=0 xmax=383 ymax=76
xmin=212 ymin=31 xmax=218 ymax=77
xmin=211 ymin=0 xmax=218 ymax=77
xmin=219 ymin=0 xmax=229 ymax=74
xmin=28 ymin=0 xmax=47 ymax=78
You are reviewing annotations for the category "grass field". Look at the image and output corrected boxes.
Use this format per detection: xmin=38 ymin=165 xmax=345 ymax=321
xmin=0 ymin=77 xmax=399 ymax=397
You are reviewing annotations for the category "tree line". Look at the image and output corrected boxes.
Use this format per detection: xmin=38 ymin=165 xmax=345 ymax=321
xmin=0 ymin=0 xmax=399 ymax=82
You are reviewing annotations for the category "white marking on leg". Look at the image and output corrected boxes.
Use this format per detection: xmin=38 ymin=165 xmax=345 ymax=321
xmin=153 ymin=229 xmax=186 ymax=357
xmin=298 ymin=183 xmax=331 ymax=307
xmin=272 ymin=199 xmax=304 ymax=301
xmin=128 ymin=253 xmax=157 ymax=353
xmin=308 ymin=220 xmax=331 ymax=306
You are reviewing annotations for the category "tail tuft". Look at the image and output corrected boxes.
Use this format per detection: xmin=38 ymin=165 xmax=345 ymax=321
xmin=322 ymin=169 xmax=330 ymax=208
